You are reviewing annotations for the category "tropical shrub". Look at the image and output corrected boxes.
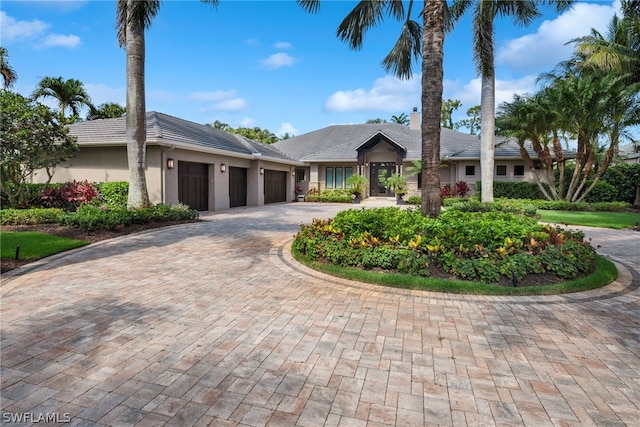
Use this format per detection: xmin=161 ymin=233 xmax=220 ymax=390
xmin=95 ymin=181 xmax=128 ymax=207
xmin=0 ymin=208 xmax=64 ymax=225
xmin=40 ymin=180 xmax=99 ymax=211
xmin=293 ymin=207 xmax=596 ymax=285
xmin=58 ymin=203 xmax=198 ymax=231
xmin=407 ymin=195 xmax=421 ymax=205
xmin=305 ymin=189 xmax=352 ymax=203
xmin=440 ymin=181 xmax=470 ymax=199
xmin=601 ymin=163 xmax=640 ymax=205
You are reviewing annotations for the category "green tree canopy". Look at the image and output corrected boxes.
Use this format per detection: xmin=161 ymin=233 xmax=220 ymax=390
xmin=31 ymin=76 xmax=94 ymax=119
xmin=440 ymin=99 xmax=461 ymax=129
xmin=0 ymin=90 xmax=78 ymax=207
xmin=87 ymin=102 xmax=126 ymax=120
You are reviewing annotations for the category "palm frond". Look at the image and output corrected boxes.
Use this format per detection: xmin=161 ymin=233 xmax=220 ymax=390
xmin=381 ymin=19 xmax=422 ymax=80
xmin=337 ymin=1 xmax=387 ymax=50
xmin=297 ymin=0 xmax=320 ymax=14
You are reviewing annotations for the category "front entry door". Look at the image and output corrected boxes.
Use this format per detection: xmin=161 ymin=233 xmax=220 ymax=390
xmin=370 ymin=162 xmax=395 ymax=196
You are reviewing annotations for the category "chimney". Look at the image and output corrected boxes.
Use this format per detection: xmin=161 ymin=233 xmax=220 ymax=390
xmin=409 ymin=107 xmax=420 ymax=130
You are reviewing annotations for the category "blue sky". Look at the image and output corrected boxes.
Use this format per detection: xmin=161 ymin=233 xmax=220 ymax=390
xmin=1 ymin=0 xmax=622 ymax=137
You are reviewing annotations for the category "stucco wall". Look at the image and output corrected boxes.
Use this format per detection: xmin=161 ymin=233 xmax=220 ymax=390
xmin=33 ymin=145 xmax=298 ymax=210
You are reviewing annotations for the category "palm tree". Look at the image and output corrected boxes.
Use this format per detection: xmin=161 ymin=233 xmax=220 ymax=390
xmin=116 ymin=0 xmax=218 ymax=208
xmin=390 ymin=113 xmax=409 ymax=125
xmin=570 ymin=13 xmax=640 ymax=83
xmin=87 ymin=102 xmax=126 ymax=120
xmin=0 ymin=47 xmax=17 ymax=88
xmin=449 ymin=0 xmax=573 ymax=203
xmin=31 ymin=76 xmax=94 ymax=118
xmin=298 ymin=0 xmax=449 ymax=217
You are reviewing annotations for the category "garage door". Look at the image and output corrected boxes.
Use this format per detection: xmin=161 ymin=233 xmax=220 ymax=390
xmin=229 ymin=166 xmax=247 ymax=208
xmin=178 ymin=161 xmax=209 ymax=211
xmin=264 ymin=170 xmax=287 ymax=204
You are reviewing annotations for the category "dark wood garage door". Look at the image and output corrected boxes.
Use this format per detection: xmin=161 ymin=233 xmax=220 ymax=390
xmin=229 ymin=167 xmax=247 ymax=208
xmin=178 ymin=161 xmax=209 ymax=211
xmin=264 ymin=170 xmax=287 ymax=204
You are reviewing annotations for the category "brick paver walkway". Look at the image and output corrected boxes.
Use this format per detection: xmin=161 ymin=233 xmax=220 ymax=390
xmin=1 ymin=202 xmax=639 ymax=426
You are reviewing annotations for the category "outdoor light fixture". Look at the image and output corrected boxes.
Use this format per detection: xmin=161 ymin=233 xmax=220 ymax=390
xmin=220 ymin=163 xmax=226 ymax=173
xmin=167 ymin=158 xmax=175 ymax=169
xmin=292 ymin=170 xmax=296 ymax=176
xmin=365 ymin=162 xmax=369 ymax=168
xmin=260 ymin=167 xmax=265 ymax=175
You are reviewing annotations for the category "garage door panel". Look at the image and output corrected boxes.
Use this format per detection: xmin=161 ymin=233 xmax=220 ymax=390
xmin=265 ymin=170 xmax=286 ymax=204
xmin=178 ymin=161 xmax=208 ymax=211
xmin=229 ymin=167 xmax=247 ymax=208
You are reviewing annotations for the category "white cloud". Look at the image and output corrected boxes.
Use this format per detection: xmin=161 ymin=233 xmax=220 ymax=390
xmin=189 ymin=89 xmax=247 ymax=111
xmin=277 ymin=122 xmax=298 ymax=137
xmin=325 ymin=75 xmax=420 ymax=112
xmin=496 ymin=2 xmax=616 ymax=74
xmin=444 ymin=75 xmax=538 ymax=113
xmin=273 ymin=41 xmax=292 ymax=49
xmin=0 ymin=11 xmax=49 ymax=42
xmin=246 ymin=38 xmax=259 ymax=46
xmin=214 ymin=98 xmax=248 ymax=111
xmin=260 ymin=52 xmax=295 ymax=69
xmin=239 ymin=117 xmax=257 ymax=127
xmin=40 ymin=33 xmax=81 ymax=48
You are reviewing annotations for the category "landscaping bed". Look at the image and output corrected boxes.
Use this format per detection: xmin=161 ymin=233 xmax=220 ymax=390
xmin=292 ymin=205 xmax=618 ymax=294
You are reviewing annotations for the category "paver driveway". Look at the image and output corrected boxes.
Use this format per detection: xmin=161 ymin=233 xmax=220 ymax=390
xmin=1 ymin=202 xmax=639 ymax=426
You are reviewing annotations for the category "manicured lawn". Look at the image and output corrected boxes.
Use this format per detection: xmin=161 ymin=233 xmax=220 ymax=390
xmin=293 ymin=245 xmax=617 ymax=296
xmin=537 ymin=210 xmax=640 ymax=229
xmin=1 ymin=231 xmax=89 ymax=260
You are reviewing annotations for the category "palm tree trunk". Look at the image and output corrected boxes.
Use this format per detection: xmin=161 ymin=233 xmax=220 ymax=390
xmin=421 ymin=0 xmax=445 ymax=218
xmin=480 ymin=69 xmax=495 ymax=203
xmin=125 ymin=0 xmax=151 ymax=209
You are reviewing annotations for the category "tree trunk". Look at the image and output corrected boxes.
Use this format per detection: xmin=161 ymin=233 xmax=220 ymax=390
xmin=480 ymin=61 xmax=495 ymax=203
xmin=634 ymin=185 xmax=640 ymax=207
xmin=420 ymin=0 xmax=445 ymax=218
xmin=125 ymin=0 xmax=151 ymax=209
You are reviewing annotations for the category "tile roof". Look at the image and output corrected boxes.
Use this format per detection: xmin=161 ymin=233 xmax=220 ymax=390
xmin=68 ymin=111 xmax=297 ymax=162
xmin=271 ymin=123 xmax=483 ymax=161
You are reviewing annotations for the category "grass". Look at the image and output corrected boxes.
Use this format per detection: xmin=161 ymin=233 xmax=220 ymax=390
xmin=1 ymin=231 xmax=89 ymax=261
xmin=292 ymin=245 xmax=617 ymax=296
xmin=538 ymin=210 xmax=640 ymax=229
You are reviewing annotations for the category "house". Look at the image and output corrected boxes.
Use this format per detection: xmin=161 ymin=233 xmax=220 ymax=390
xmin=619 ymin=143 xmax=640 ymax=164
xmin=35 ymin=110 xmax=570 ymax=210
xmin=273 ymin=111 xmax=571 ymax=198
xmin=36 ymin=112 xmax=302 ymax=210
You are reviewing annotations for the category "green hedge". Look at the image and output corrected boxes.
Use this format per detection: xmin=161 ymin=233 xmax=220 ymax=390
xmin=0 ymin=208 xmax=65 ymax=225
xmin=305 ymin=189 xmax=353 ymax=203
xmin=1 ymin=203 xmax=198 ymax=230
xmin=476 ymin=163 xmax=640 ymax=203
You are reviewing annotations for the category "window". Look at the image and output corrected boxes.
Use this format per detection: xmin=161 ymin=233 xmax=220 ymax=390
xmin=514 ymin=165 xmax=525 ymax=176
xmin=335 ymin=167 xmax=344 ymax=188
xmin=465 ymin=165 xmax=476 ymax=176
xmin=326 ymin=166 xmax=354 ymax=189
xmin=496 ymin=165 xmax=507 ymax=176
xmin=326 ymin=167 xmax=334 ymax=188
xmin=345 ymin=167 xmax=353 ymax=187
xmin=296 ymin=169 xmax=306 ymax=182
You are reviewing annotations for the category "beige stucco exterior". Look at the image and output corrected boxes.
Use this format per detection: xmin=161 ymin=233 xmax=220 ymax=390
xmin=32 ymin=144 xmax=298 ymax=211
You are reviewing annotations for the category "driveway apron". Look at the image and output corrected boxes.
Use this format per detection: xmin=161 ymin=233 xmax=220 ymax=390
xmin=1 ymin=202 xmax=639 ymax=426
